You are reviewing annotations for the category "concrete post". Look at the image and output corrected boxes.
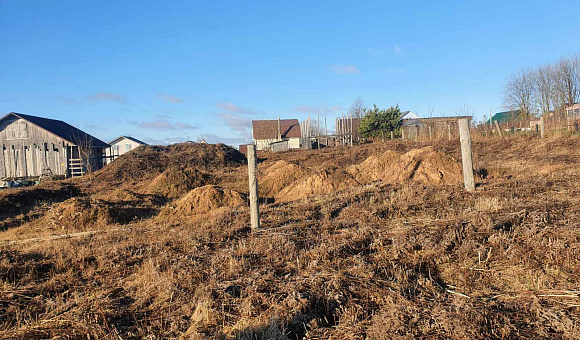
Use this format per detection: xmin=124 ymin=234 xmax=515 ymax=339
xmin=458 ymin=118 xmax=475 ymax=192
xmin=494 ymin=120 xmax=503 ymax=138
xmin=447 ymin=123 xmax=451 ymax=141
xmin=247 ymin=144 xmax=260 ymax=229
xmin=540 ymin=116 xmax=545 ymax=138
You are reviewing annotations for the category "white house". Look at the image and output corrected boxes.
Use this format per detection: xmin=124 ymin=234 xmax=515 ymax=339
xmin=400 ymin=111 xmax=420 ymax=120
xmin=251 ymin=119 xmax=302 ymax=151
xmin=105 ymin=136 xmax=147 ymax=163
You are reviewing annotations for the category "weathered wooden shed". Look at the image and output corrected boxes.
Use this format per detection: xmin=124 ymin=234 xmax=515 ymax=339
xmin=0 ymin=112 xmax=109 ymax=178
xmin=401 ymin=116 xmax=472 ymax=141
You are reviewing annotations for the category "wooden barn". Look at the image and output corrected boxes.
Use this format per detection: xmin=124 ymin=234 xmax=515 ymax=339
xmin=0 ymin=112 xmax=109 ymax=178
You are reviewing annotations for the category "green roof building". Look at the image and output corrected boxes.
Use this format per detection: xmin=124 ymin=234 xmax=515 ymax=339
xmin=487 ymin=110 xmax=523 ymax=124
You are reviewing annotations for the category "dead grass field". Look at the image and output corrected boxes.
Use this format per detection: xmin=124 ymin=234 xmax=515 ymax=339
xmin=1 ymin=135 xmax=580 ymax=339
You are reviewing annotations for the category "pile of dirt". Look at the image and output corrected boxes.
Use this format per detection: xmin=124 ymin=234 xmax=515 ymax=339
xmin=0 ymin=182 xmax=80 ymax=230
xmin=349 ymin=146 xmax=463 ymax=185
xmin=259 ymin=160 xmax=310 ymax=198
xmin=144 ymin=167 xmax=212 ymax=199
xmin=43 ymin=197 xmax=156 ymax=230
xmin=92 ymin=142 xmax=246 ymax=185
xmin=92 ymin=188 xmax=167 ymax=207
xmin=160 ymin=185 xmax=246 ymax=218
xmin=275 ymin=169 xmax=359 ymax=202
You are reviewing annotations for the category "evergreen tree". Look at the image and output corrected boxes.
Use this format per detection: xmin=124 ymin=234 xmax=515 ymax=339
xmin=358 ymin=104 xmax=402 ymax=138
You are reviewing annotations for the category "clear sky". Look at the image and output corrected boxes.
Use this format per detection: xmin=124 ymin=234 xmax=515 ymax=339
xmin=1 ymin=1 xmax=579 ymax=146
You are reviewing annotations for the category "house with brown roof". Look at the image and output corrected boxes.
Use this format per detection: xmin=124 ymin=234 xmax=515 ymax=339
xmin=252 ymin=119 xmax=301 ymax=151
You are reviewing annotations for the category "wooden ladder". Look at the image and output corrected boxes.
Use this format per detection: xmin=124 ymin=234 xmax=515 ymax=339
xmin=68 ymin=158 xmax=85 ymax=177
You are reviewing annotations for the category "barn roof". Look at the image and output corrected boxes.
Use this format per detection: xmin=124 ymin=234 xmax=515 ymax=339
xmin=109 ymin=135 xmax=147 ymax=145
xmin=0 ymin=112 xmax=109 ymax=148
xmin=252 ymin=119 xmax=301 ymax=140
xmin=487 ymin=110 xmax=523 ymax=124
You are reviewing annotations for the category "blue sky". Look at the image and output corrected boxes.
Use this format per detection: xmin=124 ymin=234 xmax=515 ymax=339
xmin=1 ymin=1 xmax=579 ymax=146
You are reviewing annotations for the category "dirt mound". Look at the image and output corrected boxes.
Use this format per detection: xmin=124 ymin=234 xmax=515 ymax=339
xmin=92 ymin=143 xmax=245 ymax=185
xmin=144 ymin=167 xmax=211 ymax=199
xmin=92 ymin=188 xmax=167 ymax=207
xmin=349 ymin=146 xmax=462 ymax=185
xmin=259 ymin=160 xmax=310 ymax=198
xmin=348 ymin=150 xmax=401 ymax=183
xmin=42 ymin=197 xmax=154 ymax=230
xmin=0 ymin=182 xmax=80 ymax=230
xmin=275 ymin=169 xmax=359 ymax=202
xmin=160 ymin=185 xmax=246 ymax=218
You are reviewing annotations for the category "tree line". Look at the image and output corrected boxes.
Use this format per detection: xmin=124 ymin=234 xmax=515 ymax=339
xmin=504 ymin=53 xmax=579 ymax=119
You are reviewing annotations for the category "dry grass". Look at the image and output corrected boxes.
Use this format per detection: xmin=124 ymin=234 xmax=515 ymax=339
xmin=1 ymin=136 xmax=580 ymax=339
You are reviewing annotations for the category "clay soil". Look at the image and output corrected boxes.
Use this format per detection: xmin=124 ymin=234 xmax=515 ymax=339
xmin=1 ymin=136 xmax=580 ymax=339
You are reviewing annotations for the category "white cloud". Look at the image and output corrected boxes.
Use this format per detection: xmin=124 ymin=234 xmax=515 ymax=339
xmin=131 ymin=119 xmax=198 ymax=131
xmin=295 ymin=105 xmax=342 ymax=114
xmin=88 ymin=92 xmax=127 ymax=103
xmin=197 ymin=133 xmax=251 ymax=147
xmin=216 ymin=113 xmax=252 ymax=134
xmin=330 ymin=65 xmax=361 ymax=75
xmin=155 ymin=93 xmax=185 ymax=104
xmin=216 ymin=102 xmax=258 ymax=115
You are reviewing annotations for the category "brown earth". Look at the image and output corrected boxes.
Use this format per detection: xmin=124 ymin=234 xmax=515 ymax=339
xmin=160 ymin=185 xmax=246 ymax=219
xmin=1 ymin=135 xmax=580 ymax=339
xmin=259 ymin=160 xmax=311 ymax=198
xmin=275 ymin=168 xmax=360 ymax=202
xmin=144 ymin=167 xmax=212 ymax=199
xmin=349 ymin=146 xmax=463 ymax=185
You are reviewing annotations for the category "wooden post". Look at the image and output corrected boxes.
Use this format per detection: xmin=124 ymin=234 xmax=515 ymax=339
xmin=458 ymin=118 xmax=475 ymax=192
xmin=428 ymin=125 xmax=433 ymax=140
xmin=540 ymin=116 xmax=545 ymax=138
xmin=277 ymin=116 xmax=281 ymax=140
xmin=390 ymin=130 xmax=394 ymax=140
xmin=402 ymin=128 xmax=405 ymax=140
xmin=317 ymin=115 xmax=320 ymax=149
xmin=247 ymin=144 xmax=260 ymax=230
xmin=494 ymin=120 xmax=503 ymax=138
xmin=325 ymin=118 xmax=328 ymax=147
xmin=350 ymin=115 xmax=353 ymax=146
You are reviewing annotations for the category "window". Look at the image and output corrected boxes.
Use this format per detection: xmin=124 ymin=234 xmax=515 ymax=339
xmin=126 ymin=144 xmax=132 ymax=151
xmin=575 ymin=109 xmax=580 ymax=115
xmin=568 ymin=110 xmax=574 ymax=116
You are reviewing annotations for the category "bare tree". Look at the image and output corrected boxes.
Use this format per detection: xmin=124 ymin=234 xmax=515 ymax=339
xmin=455 ymin=104 xmax=476 ymax=118
xmin=71 ymin=130 xmax=95 ymax=175
xmin=348 ymin=97 xmax=366 ymax=118
xmin=503 ymin=68 xmax=535 ymax=119
xmin=427 ymin=105 xmax=435 ymax=118
xmin=553 ymin=55 xmax=579 ymax=114
xmin=533 ymin=64 xmax=556 ymax=116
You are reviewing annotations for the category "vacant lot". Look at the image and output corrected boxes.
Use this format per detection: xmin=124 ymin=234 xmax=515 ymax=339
xmin=1 ymin=135 xmax=580 ymax=339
